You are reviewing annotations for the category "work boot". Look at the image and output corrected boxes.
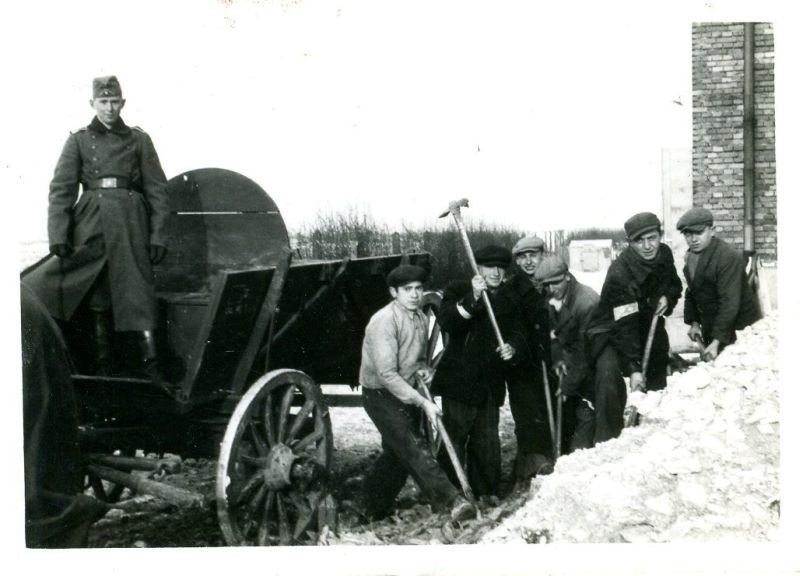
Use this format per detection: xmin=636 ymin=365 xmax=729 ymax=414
xmin=93 ymin=311 xmax=113 ymax=376
xmin=140 ymin=330 xmax=167 ymax=389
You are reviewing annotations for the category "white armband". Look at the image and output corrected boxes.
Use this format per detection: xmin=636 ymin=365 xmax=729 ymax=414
xmin=613 ymin=302 xmax=639 ymax=321
xmin=456 ymin=303 xmax=473 ymax=319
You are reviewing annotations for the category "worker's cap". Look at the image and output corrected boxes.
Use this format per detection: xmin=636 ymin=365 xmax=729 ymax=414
xmin=93 ymin=75 xmax=122 ymax=98
xmin=624 ymin=212 xmax=662 ymax=240
xmin=533 ymin=254 xmax=569 ymax=284
xmin=474 ymin=245 xmax=512 ymax=268
xmin=677 ymin=207 xmax=714 ymax=233
xmin=512 ymin=235 xmax=546 ymax=256
xmin=387 ymin=264 xmax=429 ymax=288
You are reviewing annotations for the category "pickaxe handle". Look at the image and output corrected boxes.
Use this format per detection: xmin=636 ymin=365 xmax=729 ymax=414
xmin=448 ymin=208 xmax=505 ymax=347
xmin=417 ymin=379 xmax=476 ymax=504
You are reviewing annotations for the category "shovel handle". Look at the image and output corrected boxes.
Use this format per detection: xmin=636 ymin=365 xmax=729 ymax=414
xmin=541 ymin=361 xmax=557 ymax=454
xmin=641 ymin=313 xmax=659 ymax=386
xmin=417 ymin=378 xmax=475 ymax=503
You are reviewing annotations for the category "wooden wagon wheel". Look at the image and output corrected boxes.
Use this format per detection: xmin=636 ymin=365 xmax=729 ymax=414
xmin=420 ymin=290 xmax=448 ymax=455
xmin=216 ymin=369 xmax=333 ymax=546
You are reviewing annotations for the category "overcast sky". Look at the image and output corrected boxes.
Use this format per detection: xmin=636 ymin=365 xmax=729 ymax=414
xmin=4 ymin=0 xmax=706 ymax=242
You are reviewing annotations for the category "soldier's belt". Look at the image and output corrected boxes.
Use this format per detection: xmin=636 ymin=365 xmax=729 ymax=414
xmin=84 ymin=177 xmax=132 ymax=190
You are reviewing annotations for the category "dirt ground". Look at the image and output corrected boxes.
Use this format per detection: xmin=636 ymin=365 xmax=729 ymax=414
xmin=86 ymin=400 xmax=526 ymax=548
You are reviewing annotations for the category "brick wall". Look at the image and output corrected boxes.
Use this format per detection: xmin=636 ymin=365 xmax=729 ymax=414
xmin=692 ymin=23 xmax=777 ymax=260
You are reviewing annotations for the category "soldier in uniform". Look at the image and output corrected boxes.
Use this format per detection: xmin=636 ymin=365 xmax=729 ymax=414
xmin=677 ymin=207 xmax=761 ymax=360
xmin=23 ymin=76 xmax=169 ymax=380
xmin=586 ymin=212 xmax=683 ymax=442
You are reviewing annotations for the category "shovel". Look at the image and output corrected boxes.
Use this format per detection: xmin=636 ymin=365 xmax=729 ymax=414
xmin=624 ymin=313 xmax=659 ymax=427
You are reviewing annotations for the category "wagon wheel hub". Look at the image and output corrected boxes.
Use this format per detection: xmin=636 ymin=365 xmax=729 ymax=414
xmin=262 ymin=444 xmax=297 ymax=491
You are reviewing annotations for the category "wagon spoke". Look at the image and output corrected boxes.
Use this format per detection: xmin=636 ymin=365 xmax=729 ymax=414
xmin=263 ymin=392 xmax=276 ymax=447
xmin=292 ymin=428 xmax=324 ymax=454
xmin=277 ymin=493 xmax=291 ymax=545
xmin=286 ymin=398 xmax=316 ymax=443
xmin=231 ymin=470 xmax=265 ymax=506
xmin=248 ymin=421 xmax=268 ymax=456
xmin=241 ymin=483 xmax=268 ymax=539
xmin=256 ymin=491 xmax=276 ymax=546
xmin=290 ymin=492 xmax=317 ymax=541
xmin=277 ymin=383 xmax=297 ymax=444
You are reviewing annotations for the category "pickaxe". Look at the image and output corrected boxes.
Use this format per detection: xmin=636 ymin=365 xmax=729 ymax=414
xmin=439 ymin=198 xmax=505 ymax=348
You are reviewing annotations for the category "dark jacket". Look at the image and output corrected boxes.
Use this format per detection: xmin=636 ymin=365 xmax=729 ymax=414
xmin=500 ymin=273 xmax=551 ymax=367
xmin=23 ymin=116 xmax=169 ymax=331
xmin=547 ymin=274 xmax=599 ymax=399
xmin=587 ymin=244 xmax=683 ymax=377
xmin=683 ymin=237 xmax=761 ymax=346
xmin=431 ymin=280 xmax=528 ymax=407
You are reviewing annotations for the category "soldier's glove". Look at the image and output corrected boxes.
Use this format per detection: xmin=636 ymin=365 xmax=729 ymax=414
xmin=149 ymin=244 xmax=167 ymax=264
xmin=50 ymin=243 xmax=72 ymax=258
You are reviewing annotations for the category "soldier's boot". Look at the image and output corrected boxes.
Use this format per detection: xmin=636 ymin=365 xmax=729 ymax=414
xmin=140 ymin=330 xmax=167 ymax=390
xmin=93 ymin=311 xmax=113 ymax=376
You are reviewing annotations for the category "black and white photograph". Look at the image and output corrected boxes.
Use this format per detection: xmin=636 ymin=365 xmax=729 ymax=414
xmin=3 ymin=0 xmax=799 ymax=574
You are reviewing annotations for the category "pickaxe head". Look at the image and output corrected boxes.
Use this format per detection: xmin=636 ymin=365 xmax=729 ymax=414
xmin=439 ymin=198 xmax=470 ymax=219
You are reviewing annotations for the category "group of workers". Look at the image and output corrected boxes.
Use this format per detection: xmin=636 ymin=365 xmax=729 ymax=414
xmin=22 ymin=75 xmax=762 ymax=538
xmin=358 ymin=208 xmax=761 ymax=523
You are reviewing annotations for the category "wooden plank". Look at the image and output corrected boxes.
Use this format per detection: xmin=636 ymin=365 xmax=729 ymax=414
xmin=180 ymin=269 xmax=273 ymax=401
xmin=230 ymin=247 xmax=293 ymax=395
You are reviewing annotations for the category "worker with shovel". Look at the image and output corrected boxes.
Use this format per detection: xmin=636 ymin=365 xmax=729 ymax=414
xmin=358 ymin=264 xmax=476 ymax=523
xmin=677 ymin=207 xmax=761 ymax=361
xmin=431 ymin=246 xmax=527 ymax=501
xmin=586 ymin=212 xmax=683 ymax=442
xmin=501 ymin=236 xmax=557 ymax=482
xmin=534 ymin=254 xmax=599 ymax=453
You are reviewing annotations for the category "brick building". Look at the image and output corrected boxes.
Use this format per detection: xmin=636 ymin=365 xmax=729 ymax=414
xmin=692 ymin=22 xmax=777 ymax=262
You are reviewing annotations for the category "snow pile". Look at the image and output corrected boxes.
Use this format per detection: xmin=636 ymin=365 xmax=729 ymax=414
xmin=482 ymin=314 xmax=780 ymax=544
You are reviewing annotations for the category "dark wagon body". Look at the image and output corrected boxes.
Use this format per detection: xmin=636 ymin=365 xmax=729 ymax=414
xmin=22 ymin=168 xmax=437 ymax=545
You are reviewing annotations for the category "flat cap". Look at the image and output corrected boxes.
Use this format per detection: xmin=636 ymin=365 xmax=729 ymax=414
xmin=624 ymin=212 xmax=661 ymax=240
xmin=387 ymin=264 xmax=429 ymax=288
xmin=474 ymin=245 xmax=512 ymax=268
xmin=533 ymin=254 xmax=569 ymax=284
xmin=677 ymin=207 xmax=714 ymax=233
xmin=512 ymin=235 xmax=546 ymax=256
xmin=93 ymin=75 xmax=122 ymax=98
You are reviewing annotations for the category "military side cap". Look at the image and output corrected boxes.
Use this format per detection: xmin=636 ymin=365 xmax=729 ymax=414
xmin=534 ymin=254 xmax=569 ymax=284
xmin=512 ymin=235 xmax=546 ymax=256
xmin=93 ymin=75 xmax=122 ymax=98
xmin=624 ymin=212 xmax=661 ymax=240
xmin=677 ymin=207 xmax=714 ymax=233
xmin=474 ymin=245 xmax=512 ymax=268
xmin=387 ymin=264 xmax=429 ymax=288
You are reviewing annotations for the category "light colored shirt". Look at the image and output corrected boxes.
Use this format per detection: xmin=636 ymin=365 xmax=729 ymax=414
xmin=359 ymin=301 xmax=428 ymax=406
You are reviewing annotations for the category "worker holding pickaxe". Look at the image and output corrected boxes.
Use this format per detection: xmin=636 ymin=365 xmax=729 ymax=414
xmin=586 ymin=212 xmax=683 ymax=443
xmin=430 ymin=244 xmax=528 ymax=500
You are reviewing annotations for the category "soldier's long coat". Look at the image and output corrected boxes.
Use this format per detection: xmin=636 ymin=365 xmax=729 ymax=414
xmin=23 ymin=117 xmax=169 ymax=331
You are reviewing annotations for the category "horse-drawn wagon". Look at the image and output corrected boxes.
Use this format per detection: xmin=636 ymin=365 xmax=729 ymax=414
xmin=22 ymin=168 xmax=443 ymax=546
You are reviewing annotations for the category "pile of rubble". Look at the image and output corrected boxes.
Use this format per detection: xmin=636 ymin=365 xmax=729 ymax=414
xmin=483 ymin=314 xmax=780 ymax=544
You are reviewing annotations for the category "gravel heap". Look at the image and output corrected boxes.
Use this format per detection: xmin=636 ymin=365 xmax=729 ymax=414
xmin=482 ymin=313 xmax=780 ymax=544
